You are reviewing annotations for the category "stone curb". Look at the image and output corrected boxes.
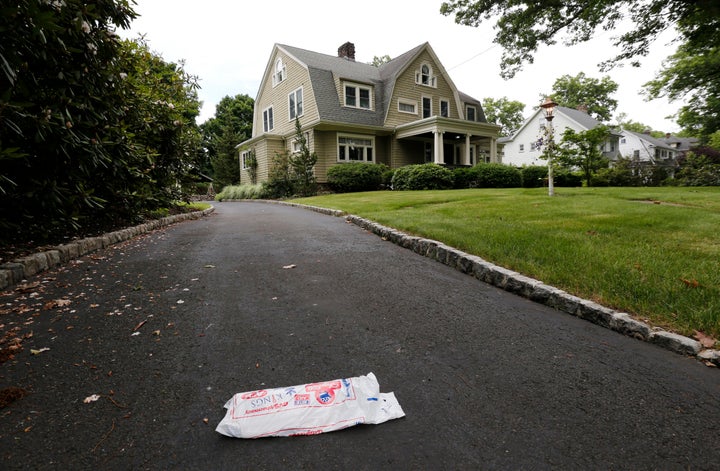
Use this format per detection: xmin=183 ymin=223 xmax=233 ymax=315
xmin=0 ymin=207 xmax=215 ymax=292
xmin=247 ymin=199 xmax=718 ymax=368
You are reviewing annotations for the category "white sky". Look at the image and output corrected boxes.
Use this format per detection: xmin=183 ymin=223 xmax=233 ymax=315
xmin=120 ymin=0 xmax=684 ymax=132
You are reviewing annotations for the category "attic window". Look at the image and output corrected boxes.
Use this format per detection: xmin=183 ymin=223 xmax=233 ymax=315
xmin=415 ymin=63 xmax=437 ymax=88
xmin=273 ymin=58 xmax=286 ymax=86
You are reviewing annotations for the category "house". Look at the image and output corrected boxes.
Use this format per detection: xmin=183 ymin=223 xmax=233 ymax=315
xmin=661 ymin=134 xmax=699 ymax=159
xmin=499 ymin=106 xmax=621 ymax=167
xmin=618 ymin=129 xmax=678 ymax=172
xmin=236 ymin=42 xmax=501 ymax=184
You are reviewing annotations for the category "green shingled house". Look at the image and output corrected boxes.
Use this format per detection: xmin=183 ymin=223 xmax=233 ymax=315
xmin=237 ymin=42 xmax=501 ymax=184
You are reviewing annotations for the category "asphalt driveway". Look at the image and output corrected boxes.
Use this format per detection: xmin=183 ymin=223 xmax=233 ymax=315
xmin=1 ymin=201 xmax=719 ymax=470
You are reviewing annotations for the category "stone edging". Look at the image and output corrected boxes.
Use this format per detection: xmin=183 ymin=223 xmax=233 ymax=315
xmin=255 ymin=199 xmax=720 ymax=367
xmin=0 ymin=207 xmax=215 ymax=291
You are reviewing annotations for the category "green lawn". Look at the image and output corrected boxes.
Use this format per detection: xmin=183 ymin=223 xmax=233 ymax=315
xmin=296 ymin=187 xmax=720 ymax=339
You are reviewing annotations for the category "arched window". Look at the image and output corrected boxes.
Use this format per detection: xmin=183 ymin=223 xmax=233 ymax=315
xmin=416 ymin=63 xmax=436 ymax=87
xmin=421 ymin=64 xmax=430 ymax=85
xmin=273 ymin=58 xmax=286 ymax=86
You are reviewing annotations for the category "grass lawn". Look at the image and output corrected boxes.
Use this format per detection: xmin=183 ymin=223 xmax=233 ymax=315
xmin=296 ymin=187 xmax=720 ymax=339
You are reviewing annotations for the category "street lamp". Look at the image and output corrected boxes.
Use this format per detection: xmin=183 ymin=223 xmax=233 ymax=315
xmin=540 ymin=96 xmax=557 ymax=196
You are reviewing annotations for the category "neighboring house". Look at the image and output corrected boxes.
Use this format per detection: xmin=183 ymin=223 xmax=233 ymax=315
xmin=619 ymin=129 xmax=678 ymax=171
xmin=499 ymin=106 xmax=621 ymax=167
xmin=237 ymin=42 xmax=501 ymax=184
xmin=662 ymin=134 xmax=699 ymax=159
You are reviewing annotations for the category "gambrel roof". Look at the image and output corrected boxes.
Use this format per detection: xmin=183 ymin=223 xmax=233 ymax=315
xmin=275 ymin=42 xmax=485 ymax=128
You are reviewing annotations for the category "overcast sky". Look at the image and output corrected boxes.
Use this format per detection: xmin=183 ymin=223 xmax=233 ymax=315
xmin=119 ymin=0 xmax=684 ymax=132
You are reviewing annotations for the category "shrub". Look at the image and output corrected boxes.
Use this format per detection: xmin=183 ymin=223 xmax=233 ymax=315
xmin=391 ymin=163 xmax=454 ymax=190
xmin=326 ymin=163 xmax=388 ymax=193
xmin=554 ymin=170 xmax=583 ymax=187
xmin=521 ymin=166 xmax=548 ymax=188
xmin=452 ymin=167 xmax=476 ymax=189
xmin=215 ymin=184 xmax=267 ymax=200
xmin=470 ymin=163 xmax=522 ymax=188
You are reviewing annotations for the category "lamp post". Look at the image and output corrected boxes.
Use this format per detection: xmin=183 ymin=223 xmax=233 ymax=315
xmin=540 ymin=96 xmax=557 ymax=197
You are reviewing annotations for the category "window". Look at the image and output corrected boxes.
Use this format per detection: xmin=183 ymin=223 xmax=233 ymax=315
xmin=289 ymin=87 xmax=303 ymax=120
xmin=440 ymin=100 xmax=449 ymax=118
xmin=338 ymin=135 xmax=374 ymax=162
xmin=241 ymin=150 xmax=252 ymax=170
xmin=398 ymin=99 xmax=417 ymax=114
xmin=292 ymin=132 xmax=310 ymax=154
xmin=424 ymin=142 xmax=433 ymax=163
xmin=633 ymin=150 xmax=640 ymax=158
xmin=620 ymin=138 xmax=626 ymax=144
xmin=416 ymin=63 xmax=437 ymax=87
xmin=519 ymin=144 xmax=525 ymax=153
xmin=272 ymin=58 xmax=286 ymax=86
xmin=466 ymin=106 xmax=476 ymax=122
xmin=422 ymin=97 xmax=432 ymax=118
xmin=262 ymin=106 xmax=274 ymax=133
xmin=344 ymin=83 xmax=372 ymax=109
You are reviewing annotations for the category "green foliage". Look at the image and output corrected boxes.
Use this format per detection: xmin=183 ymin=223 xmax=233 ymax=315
xmin=675 ymin=150 xmax=720 ymax=186
xmin=326 ymin=163 xmax=388 ymax=193
xmin=548 ymin=73 xmax=619 ymax=122
xmin=440 ymin=0 xmax=719 ymax=80
xmin=289 ymin=119 xmax=318 ymax=197
xmin=264 ymin=150 xmax=295 ymax=198
xmin=245 ymin=150 xmax=258 ymax=185
xmin=215 ymin=184 xmax=267 ymax=200
xmin=553 ymin=169 xmax=583 ymax=187
xmin=555 ymin=125 xmax=611 ymax=186
xmin=370 ymin=55 xmax=391 ymax=66
xmin=463 ymin=163 xmax=522 ymax=188
xmin=521 ymin=166 xmax=548 ymax=188
xmin=391 ymin=164 xmax=455 ymax=190
xmin=481 ymin=97 xmax=525 ymax=136
xmin=200 ymin=94 xmax=254 ymax=188
xmin=0 ymin=1 xmax=202 ymax=244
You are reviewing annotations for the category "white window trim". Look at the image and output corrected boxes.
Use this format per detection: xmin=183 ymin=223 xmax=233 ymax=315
xmin=262 ymin=106 xmax=274 ymax=133
xmin=241 ymin=150 xmax=252 ymax=170
xmin=291 ymin=132 xmax=311 ymax=154
xmin=422 ymin=96 xmax=432 ymax=119
xmin=289 ymin=87 xmax=303 ymax=121
xmin=337 ymin=133 xmax=375 ymax=163
xmin=272 ymin=58 xmax=286 ymax=87
xmin=440 ymin=99 xmax=450 ymax=118
xmin=415 ymin=63 xmax=437 ymax=88
xmin=343 ymin=81 xmax=373 ymax=110
xmin=398 ymin=99 xmax=417 ymax=115
xmin=466 ymin=105 xmax=477 ymax=122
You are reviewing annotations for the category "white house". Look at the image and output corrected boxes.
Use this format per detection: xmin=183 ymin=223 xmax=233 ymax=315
xmin=618 ymin=129 xmax=678 ymax=170
xmin=499 ymin=106 xmax=621 ymax=167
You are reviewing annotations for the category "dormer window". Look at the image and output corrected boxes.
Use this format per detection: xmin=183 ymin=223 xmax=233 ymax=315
xmin=344 ymin=82 xmax=372 ymax=110
xmin=415 ymin=63 xmax=437 ymax=87
xmin=272 ymin=58 xmax=286 ymax=86
xmin=466 ymin=106 xmax=477 ymax=122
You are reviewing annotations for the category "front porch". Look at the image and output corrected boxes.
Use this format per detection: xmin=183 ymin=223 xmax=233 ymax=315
xmin=395 ymin=116 xmax=501 ymax=166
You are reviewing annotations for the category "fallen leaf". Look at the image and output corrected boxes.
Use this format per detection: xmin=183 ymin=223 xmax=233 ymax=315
xmin=176 ymin=300 xmax=185 ymax=304
xmin=204 ymin=265 xmax=215 ymax=269
xmin=680 ymin=278 xmax=700 ymax=288
xmin=133 ymin=320 xmax=147 ymax=331
xmin=131 ymin=332 xmax=140 ymax=337
xmin=30 ymin=347 xmax=50 ymax=355
xmin=152 ymin=330 xmax=160 ymax=336
xmin=84 ymin=394 xmax=101 ymax=403
xmin=203 ymin=418 xmax=209 ymax=424
xmin=282 ymin=264 xmax=296 ymax=269
xmin=693 ymin=330 xmax=716 ymax=348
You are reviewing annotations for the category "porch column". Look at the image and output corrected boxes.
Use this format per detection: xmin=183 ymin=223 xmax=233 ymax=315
xmin=464 ymin=134 xmax=472 ymax=165
xmin=489 ymin=137 xmax=498 ymax=163
xmin=434 ymin=130 xmax=444 ymax=164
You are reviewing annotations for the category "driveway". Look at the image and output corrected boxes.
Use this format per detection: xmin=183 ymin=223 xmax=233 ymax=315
xmin=1 ymin=201 xmax=719 ymax=470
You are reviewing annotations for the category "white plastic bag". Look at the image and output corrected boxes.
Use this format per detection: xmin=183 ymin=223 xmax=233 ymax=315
xmin=215 ymin=372 xmax=405 ymax=438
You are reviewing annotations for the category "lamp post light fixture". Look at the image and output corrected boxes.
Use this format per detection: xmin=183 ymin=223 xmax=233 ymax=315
xmin=540 ymin=96 xmax=557 ymax=196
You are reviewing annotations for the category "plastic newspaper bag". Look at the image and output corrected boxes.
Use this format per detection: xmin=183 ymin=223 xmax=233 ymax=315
xmin=216 ymin=372 xmax=405 ymax=438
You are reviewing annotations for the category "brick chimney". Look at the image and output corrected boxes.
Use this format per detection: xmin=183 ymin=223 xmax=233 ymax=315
xmin=576 ymin=104 xmax=588 ymax=113
xmin=338 ymin=42 xmax=355 ymax=61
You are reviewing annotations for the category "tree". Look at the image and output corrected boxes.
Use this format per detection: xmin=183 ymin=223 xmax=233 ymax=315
xmin=200 ymin=94 xmax=254 ymax=188
xmin=548 ymin=73 xmax=618 ymax=121
xmin=555 ymin=125 xmax=611 ymax=186
xmin=644 ymin=40 xmax=720 ymax=141
xmin=481 ymin=97 xmax=525 ymax=136
xmin=288 ymin=118 xmax=318 ymax=197
xmin=0 ymin=2 xmax=202 ymax=244
xmin=371 ymin=55 xmax=391 ymax=66
xmin=439 ymin=0 xmax=720 ymax=79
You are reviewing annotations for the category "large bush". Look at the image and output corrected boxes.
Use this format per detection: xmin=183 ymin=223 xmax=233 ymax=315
xmin=521 ymin=166 xmax=548 ymax=188
xmin=392 ymin=164 xmax=454 ymax=190
xmin=554 ymin=169 xmax=583 ymax=187
xmin=327 ymin=162 xmax=388 ymax=193
xmin=463 ymin=163 xmax=522 ymax=188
